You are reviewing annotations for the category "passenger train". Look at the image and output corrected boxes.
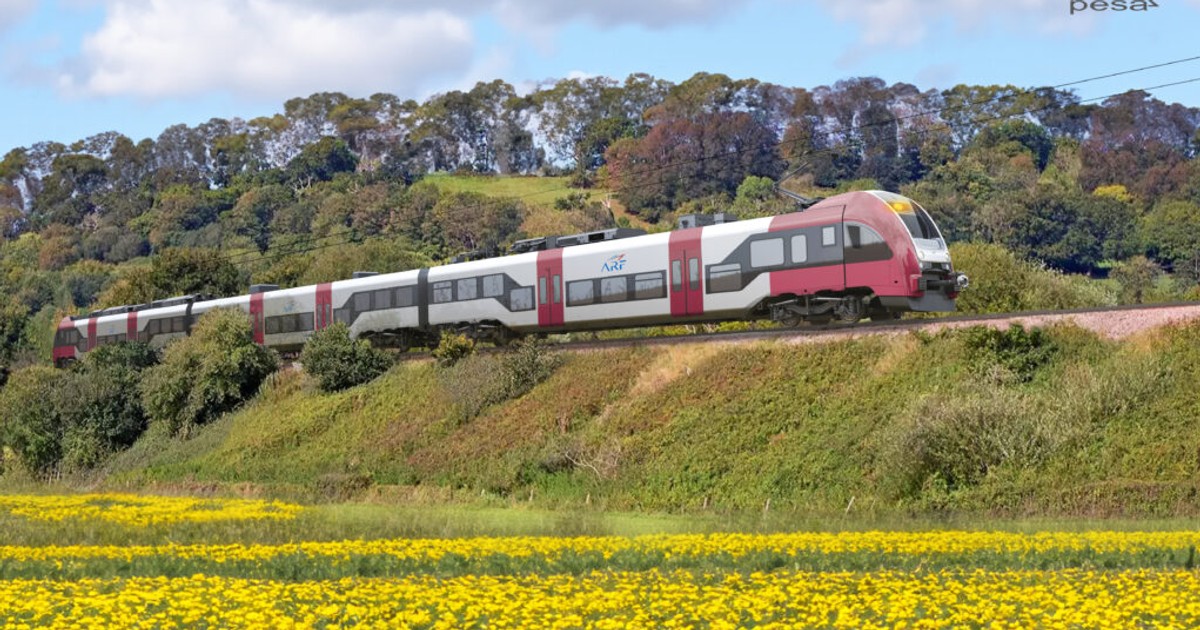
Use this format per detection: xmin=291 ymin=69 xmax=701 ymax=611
xmin=53 ymin=190 xmax=968 ymax=365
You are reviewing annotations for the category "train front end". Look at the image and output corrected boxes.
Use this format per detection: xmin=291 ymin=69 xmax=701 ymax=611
xmin=873 ymin=191 xmax=968 ymax=312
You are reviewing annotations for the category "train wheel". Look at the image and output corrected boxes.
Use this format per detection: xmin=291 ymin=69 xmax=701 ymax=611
xmin=777 ymin=312 xmax=803 ymax=327
xmin=834 ymin=296 xmax=865 ymax=323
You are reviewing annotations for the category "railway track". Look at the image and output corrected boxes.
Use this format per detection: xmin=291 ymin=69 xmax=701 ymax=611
xmin=400 ymin=301 xmax=1200 ymax=360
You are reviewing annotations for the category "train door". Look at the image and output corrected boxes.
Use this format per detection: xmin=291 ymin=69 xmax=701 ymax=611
xmin=669 ymin=228 xmax=704 ymax=317
xmin=250 ymin=293 xmax=265 ymax=344
xmin=315 ymin=283 xmax=333 ymax=331
xmin=536 ymin=249 xmax=564 ymax=328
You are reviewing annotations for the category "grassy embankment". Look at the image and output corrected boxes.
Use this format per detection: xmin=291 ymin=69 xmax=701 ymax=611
xmin=91 ymin=312 xmax=1200 ymax=517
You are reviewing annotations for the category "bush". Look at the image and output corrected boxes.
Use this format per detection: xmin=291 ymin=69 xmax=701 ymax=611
xmin=960 ymin=324 xmax=1057 ymax=384
xmin=300 ymin=322 xmax=393 ymax=392
xmin=0 ymin=341 xmax=160 ymax=476
xmin=141 ymin=309 xmax=278 ymax=437
xmin=62 ymin=342 xmax=160 ymax=470
xmin=439 ymin=338 xmax=563 ymax=423
xmin=432 ymin=332 xmax=475 ymax=367
xmin=0 ymin=366 xmax=70 ymax=476
xmin=949 ymin=242 xmax=1115 ymax=314
xmin=498 ymin=337 xmax=563 ymax=399
xmin=879 ymin=390 xmax=1057 ymax=500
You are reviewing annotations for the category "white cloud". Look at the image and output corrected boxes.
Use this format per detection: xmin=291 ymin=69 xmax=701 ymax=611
xmin=816 ymin=0 xmax=1095 ymax=60
xmin=0 ymin=0 xmax=35 ymax=31
xmin=61 ymin=0 xmax=474 ymax=100
xmin=494 ymin=0 xmax=749 ymax=30
xmin=56 ymin=0 xmax=753 ymax=101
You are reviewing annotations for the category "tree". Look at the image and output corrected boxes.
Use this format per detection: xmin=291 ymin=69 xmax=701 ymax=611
xmin=431 ymin=192 xmax=524 ymax=256
xmin=971 ymin=120 xmax=1054 ymax=171
xmin=149 ymin=248 xmax=244 ymax=299
xmin=140 ymin=309 xmax=278 ymax=437
xmin=225 ymin=184 xmax=295 ymax=251
xmin=1141 ymin=199 xmax=1200 ymax=269
xmin=1110 ymin=256 xmax=1162 ymax=304
xmin=605 ymin=111 xmax=783 ymax=218
xmin=300 ymin=322 xmax=392 ymax=392
xmin=292 ymin=239 xmax=431 ymax=287
xmin=30 ymin=154 xmax=109 ymax=228
xmin=286 ymin=137 xmax=357 ymax=188
xmin=0 ymin=366 xmax=69 ymax=475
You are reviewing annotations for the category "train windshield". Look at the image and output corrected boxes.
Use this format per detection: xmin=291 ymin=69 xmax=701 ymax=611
xmin=873 ymin=191 xmax=946 ymax=250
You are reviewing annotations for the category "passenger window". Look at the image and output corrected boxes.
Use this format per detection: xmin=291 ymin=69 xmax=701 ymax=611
xmin=457 ymin=278 xmax=478 ymax=301
xmin=374 ymin=288 xmax=393 ymax=309
xmin=634 ymin=273 xmax=665 ymax=300
xmin=354 ymin=291 xmax=371 ymax=312
xmin=281 ymin=316 xmax=297 ymax=334
xmin=298 ymin=313 xmax=315 ymax=331
xmin=510 ymin=287 xmax=534 ymax=311
xmin=791 ymin=234 xmax=808 ymax=264
xmin=396 ymin=286 xmax=415 ymax=308
xmin=750 ymin=238 xmax=784 ymax=268
xmin=708 ymin=264 xmax=742 ymax=293
xmin=600 ymin=277 xmax=627 ymax=303
xmin=266 ymin=317 xmax=281 ymax=335
xmin=822 ymin=226 xmax=836 ymax=247
xmin=432 ymin=282 xmax=453 ymax=304
xmin=567 ymin=280 xmax=595 ymax=306
xmin=482 ymin=274 xmax=505 ymax=298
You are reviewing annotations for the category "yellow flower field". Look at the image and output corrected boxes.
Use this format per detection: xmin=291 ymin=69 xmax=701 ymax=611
xmin=2 ymin=529 xmax=1199 ymax=564
xmin=3 ymin=494 xmax=1200 ymax=627
xmin=0 ymin=493 xmax=302 ymax=527
xmin=1 ymin=569 xmax=1199 ymax=629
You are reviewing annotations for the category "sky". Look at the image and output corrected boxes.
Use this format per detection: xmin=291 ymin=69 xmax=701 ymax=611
xmin=1 ymin=0 xmax=1199 ymax=154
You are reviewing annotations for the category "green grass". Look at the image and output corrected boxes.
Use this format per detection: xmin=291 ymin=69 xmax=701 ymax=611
xmin=423 ymin=173 xmax=576 ymax=207
xmin=423 ymin=173 xmax=652 ymax=230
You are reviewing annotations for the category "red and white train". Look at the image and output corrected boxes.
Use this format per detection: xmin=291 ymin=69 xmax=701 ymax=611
xmin=53 ymin=190 xmax=967 ymax=365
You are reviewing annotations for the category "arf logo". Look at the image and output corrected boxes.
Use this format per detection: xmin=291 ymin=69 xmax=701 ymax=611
xmin=601 ymin=253 xmax=627 ymax=272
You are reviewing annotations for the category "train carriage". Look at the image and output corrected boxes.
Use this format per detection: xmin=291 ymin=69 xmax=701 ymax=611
xmin=53 ymin=191 xmax=967 ymax=366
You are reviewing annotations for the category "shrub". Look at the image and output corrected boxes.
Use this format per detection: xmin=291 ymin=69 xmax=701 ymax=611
xmin=141 ymin=309 xmax=278 ymax=437
xmin=0 ymin=341 xmax=160 ymax=476
xmin=62 ymin=342 xmax=160 ymax=470
xmin=300 ymin=322 xmax=393 ymax=392
xmin=949 ymin=242 xmax=1115 ymax=314
xmin=497 ymin=337 xmax=563 ymax=400
xmin=439 ymin=338 xmax=563 ymax=423
xmin=0 ymin=366 xmax=70 ymax=476
xmin=960 ymin=324 xmax=1057 ymax=384
xmin=432 ymin=332 xmax=475 ymax=367
xmin=1109 ymin=256 xmax=1162 ymax=304
xmin=879 ymin=390 xmax=1057 ymax=500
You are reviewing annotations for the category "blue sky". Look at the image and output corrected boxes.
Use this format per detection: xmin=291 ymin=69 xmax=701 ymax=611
xmin=1 ymin=0 xmax=1199 ymax=154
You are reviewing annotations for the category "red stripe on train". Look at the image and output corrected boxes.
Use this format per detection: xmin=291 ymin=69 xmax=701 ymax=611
xmin=315 ymin=283 xmax=333 ymax=330
xmin=249 ymin=293 xmax=265 ymax=344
